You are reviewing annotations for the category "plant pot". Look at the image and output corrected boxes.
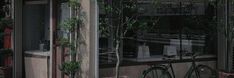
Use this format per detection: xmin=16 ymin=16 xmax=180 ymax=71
xmin=0 ymin=66 xmax=12 ymax=78
xmin=0 ymin=49 xmax=13 ymax=66
xmin=0 ymin=55 xmax=10 ymax=67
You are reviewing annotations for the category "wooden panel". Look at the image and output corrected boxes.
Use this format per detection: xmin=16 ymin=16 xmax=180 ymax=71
xmin=25 ymin=57 xmax=49 ymax=78
xmin=56 ymin=47 xmax=64 ymax=78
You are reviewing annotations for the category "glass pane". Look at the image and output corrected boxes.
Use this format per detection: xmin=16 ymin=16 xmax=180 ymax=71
xmin=98 ymin=0 xmax=218 ymax=65
xmin=23 ymin=4 xmax=50 ymax=51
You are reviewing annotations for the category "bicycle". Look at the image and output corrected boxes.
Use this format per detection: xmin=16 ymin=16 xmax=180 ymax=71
xmin=141 ymin=54 xmax=217 ymax=78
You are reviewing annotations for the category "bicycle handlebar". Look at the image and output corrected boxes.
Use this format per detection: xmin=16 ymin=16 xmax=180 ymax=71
xmin=190 ymin=52 xmax=202 ymax=61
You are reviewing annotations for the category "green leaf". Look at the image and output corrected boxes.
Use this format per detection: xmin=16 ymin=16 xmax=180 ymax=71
xmin=60 ymin=17 xmax=82 ymax=32
xmin=59 ymin=61 xmax=80 ymax=75
xmin=0 ymin=48 xmax=13 ymax=56
xmin=0 ymin=17 xmax=13 ymax=29
xmin=58 ymin=37 xmax=70 ymax=47
xmin=68 ymin=0 xmax=80 ymax=8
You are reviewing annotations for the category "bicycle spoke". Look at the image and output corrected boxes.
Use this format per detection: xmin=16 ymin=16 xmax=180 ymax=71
xmin=188 ymin=65 xmax=217 ymax=78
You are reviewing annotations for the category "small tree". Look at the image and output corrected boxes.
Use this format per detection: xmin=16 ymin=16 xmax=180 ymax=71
xmin=99 ymin=1 xmax=138 ymax=78
xmin=99 ymin=0 xmax=160 ymax=78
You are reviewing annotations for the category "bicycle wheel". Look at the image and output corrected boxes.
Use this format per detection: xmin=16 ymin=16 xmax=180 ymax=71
xmin=188 ymin=65 xmax=217 ymax=78
xmin=141 ymin=67 xmax=172 ymax=78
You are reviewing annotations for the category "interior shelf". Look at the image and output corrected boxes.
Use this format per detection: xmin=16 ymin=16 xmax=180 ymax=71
xmin=25 ymin=1 xmax=48 ymax=5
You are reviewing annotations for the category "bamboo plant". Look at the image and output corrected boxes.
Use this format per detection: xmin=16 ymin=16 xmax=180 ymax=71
xmin=58 ymin=0 xmax=82 ymax=78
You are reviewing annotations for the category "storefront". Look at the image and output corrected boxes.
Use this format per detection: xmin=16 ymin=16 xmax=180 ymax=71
xmin=12 ymin=0 xmax=234 ymax=78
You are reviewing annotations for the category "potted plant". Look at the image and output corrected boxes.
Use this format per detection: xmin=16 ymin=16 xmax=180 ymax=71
xmin=0 ymin=17 xmax=13 ymax=75
xmin=0 ymin=1 xmax=13 ymax=77
xmin=0 ymin=48 xmax=13 ymax=78
xmin=0 ymin=17 xmax=13 ymax=49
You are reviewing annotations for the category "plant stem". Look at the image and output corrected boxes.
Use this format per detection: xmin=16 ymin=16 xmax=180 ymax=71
xmin=69 ymin=73 xmax=75 ymax=78
xmin=115 ymin=40 xmax=120 ymax=78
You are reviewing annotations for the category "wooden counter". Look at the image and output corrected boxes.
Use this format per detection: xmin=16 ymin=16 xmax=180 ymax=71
xmin=24 ymin=51 xmax=50 ymax=78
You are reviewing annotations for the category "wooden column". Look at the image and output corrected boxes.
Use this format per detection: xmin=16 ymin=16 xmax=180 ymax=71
xmin=50 ymin=0 xmax=58 ymax=78
xmin=90 ymin=0 xmax=99 ymax=78
xmin=13 ymin=0 xmax=23 ymax=78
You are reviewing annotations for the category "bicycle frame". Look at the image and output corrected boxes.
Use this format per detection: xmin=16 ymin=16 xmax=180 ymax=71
xmin=156 ymin=59 xmax=176 ymax=78
xmin=184 ymin=58 xmax=200 ymax=78
xmin=159 ymin=57 xmax=203 ymax=78
xmin=143 ymin=55 xmax=215 ymax=78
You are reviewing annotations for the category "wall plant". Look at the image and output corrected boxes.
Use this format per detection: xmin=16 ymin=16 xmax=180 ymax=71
xmin=58 ymin=0 xmax=82 ymax=78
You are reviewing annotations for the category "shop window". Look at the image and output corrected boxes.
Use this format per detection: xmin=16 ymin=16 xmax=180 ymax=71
xmin=98 ymin=0 xmax=217 ymax=65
